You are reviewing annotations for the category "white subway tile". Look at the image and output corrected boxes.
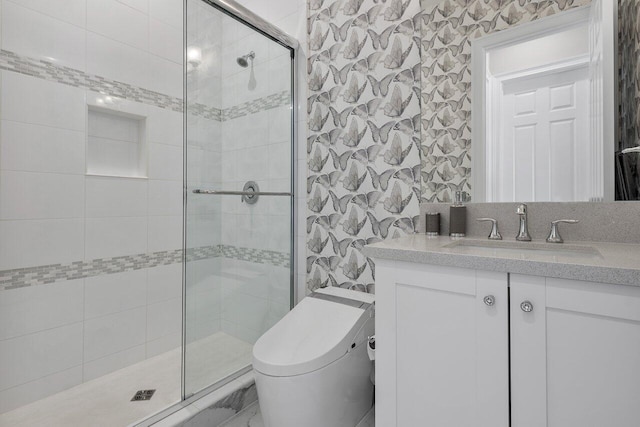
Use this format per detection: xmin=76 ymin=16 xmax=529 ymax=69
xmin=148 ymin=215 xmax=182 ymax=252
xmin=83 ymin=307 xmax=146 ymax=362
xmin=146 ymin=297 xmax=181 ymax=341
xmin=0 ymin=121 xmax=85 ymax=175
xmin=146 ymin=332 xmax=180 ymax=358
xmin=0 ymin=171 xmax=84 ymax=220
xmin=269 ymin=104 xmax=292 ymax=143
xmin=0 ymin=322 xmax=83 ymax=390
xmin=149 ymin=143 xmax=183 ymax=181
xmin=0 ymin=219 xmax=84 ymax=270
xmin=0 ymin=279 xmax=84 ymax=341
xmin=147 ymin=54 xmax=183 ymax=99
xmin=149 ymin=0 xmax=183 ymax=30
xmin=147 ymin=263 xmax=182 ymax=304
xmin=148 ymin=180 xmax=182 ymax=216
xmin=87 ymin=0 xmax=148 ymax=50
xmin=117 ymin=0 xmax=149 ymax=14
xmin=0 ymin=366 xmax=83 ymax=414
xmin=7 ymin=0 xmax=86 ymax=28
xmin=1 ymin=72 xmax=85 ymax=131
xmin=85 ymin=176 xmax=148 ymax=218
xmin=84 ymin=269 xmax=147 ymax=319
xmin=86 ymin=32 xmax=149 ymax=90
xmin=147 ymin=106 xmax=183 ymax=146
xmin=82 ymin=344 xmax=146 ymax=381
xmin=150 ymin=17 xmax=182 ymax=64
xmin=2 ymin=1 xmax=86 ymax=70
xmin=85 ymin=217 xmax=147 ymax=259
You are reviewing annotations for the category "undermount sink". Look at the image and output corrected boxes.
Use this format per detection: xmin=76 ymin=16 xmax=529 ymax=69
xmin=444 ymin=239 xmax=602 ymax=259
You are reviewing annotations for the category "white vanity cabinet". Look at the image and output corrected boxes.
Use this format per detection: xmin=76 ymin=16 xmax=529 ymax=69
xmin=510 ymin=274 xmax=640 ymax=427
xmin=375 ymin=259 xmax=510 ymax=427
xmin=376 ymin=260 xmax=640 ymax=427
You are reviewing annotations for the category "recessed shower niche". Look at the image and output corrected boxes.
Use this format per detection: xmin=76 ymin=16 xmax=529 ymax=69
xmin=87 ymin=107 xmax=147 ymax=178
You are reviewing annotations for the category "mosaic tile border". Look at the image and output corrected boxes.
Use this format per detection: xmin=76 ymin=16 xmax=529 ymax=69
xmin=0 ymin=245 xmax=290 ymax=292
xmin=218 ymin=245 xmax=290 ymax=268
xmin=0 ymin=50 xmax=289 ymax=123
xmin=222 ymin=90 xmax=291 ymax=121
xmin=0 ymin=49 xmax=184 ymax=113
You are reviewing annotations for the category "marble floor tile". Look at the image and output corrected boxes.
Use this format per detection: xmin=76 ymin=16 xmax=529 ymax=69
xmin=220 ymin=403 xmax=374 ymax=427
xmin=219 ymin=402 xmax=263 ymax=427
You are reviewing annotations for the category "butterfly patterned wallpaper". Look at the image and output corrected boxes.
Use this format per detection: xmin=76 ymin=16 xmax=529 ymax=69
xmin=420 ymin=0 xmax=591 ymax=203
xmin=306 ymin=0 xmax=422 ymax=293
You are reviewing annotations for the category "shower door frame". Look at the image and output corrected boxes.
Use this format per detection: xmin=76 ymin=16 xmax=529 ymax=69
xmin=135 ymin=0 xmax=298 ymax=425
xmin=181 ymin=0 xmax=298 ymax=400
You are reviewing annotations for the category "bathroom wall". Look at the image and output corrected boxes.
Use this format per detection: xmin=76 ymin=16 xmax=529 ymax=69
xmin=618 ymin=0 xmax=640 ymax=200
xmin=420 ymin=0 xmax=591 ymax=203
xmin=306 ymin=0 xmax=423 ymax=293
xmin=0 ymin=0 xmax=185 ymax=413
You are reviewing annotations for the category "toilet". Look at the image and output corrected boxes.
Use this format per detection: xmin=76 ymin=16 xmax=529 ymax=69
xmin=253 ymin=287 xmax=375 ymax=427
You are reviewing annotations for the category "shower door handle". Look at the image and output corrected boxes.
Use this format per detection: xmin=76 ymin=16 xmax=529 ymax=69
xmin=192 ymin=189 xmax=293 ymax=196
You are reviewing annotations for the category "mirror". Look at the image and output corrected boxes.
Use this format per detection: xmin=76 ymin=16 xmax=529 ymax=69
xmin=420 ymin=0 xmax=637 ymax=203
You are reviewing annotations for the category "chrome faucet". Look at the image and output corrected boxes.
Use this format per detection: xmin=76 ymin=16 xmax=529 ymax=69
xmin=516 ymin=203 xmax=532 ymax=241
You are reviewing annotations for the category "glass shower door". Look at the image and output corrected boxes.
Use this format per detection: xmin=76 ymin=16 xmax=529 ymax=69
xmin=184 ymin=0 xmax=294 ymax=397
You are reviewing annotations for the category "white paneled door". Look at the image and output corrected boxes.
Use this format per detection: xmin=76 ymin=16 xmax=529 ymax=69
xmin=495 ymin=66 xmax=590 ymax=202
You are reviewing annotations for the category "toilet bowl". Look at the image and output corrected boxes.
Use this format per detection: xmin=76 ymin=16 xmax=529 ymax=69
xmin=253 ymin=287 xmax=375 ymax=427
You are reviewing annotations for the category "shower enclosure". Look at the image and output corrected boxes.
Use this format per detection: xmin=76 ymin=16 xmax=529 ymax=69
xmin=183 ymin=0 xmax=295 ymax=399
xmin=0 ymin=0 xmax=295 ymax=425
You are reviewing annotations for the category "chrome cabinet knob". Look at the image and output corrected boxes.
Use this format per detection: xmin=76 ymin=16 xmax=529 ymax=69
xmin=520 ymin=301 xmax=533 ymax=312
xmin=483 ymin=295 xmax=495 ymax=306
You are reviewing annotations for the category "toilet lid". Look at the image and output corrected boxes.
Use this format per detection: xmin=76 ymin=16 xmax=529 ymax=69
xmin=252 ymin=295 xmax=370 ymax=377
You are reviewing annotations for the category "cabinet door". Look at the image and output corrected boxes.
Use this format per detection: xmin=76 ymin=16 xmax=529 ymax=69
xmin=376 ymin=260 xmax=509 ymax=427
xmin=511 ymin=275 xmax=640 ymax=427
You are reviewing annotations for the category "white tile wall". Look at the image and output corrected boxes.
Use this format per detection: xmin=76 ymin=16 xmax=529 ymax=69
xmin=87 ymin=0 xmax=149 ymax=50
xmin=83 ymin=307 xmax=147 ymax=362
xmin=0 ymin=0 xmax=308 ymax=413
xmin=0 ymin=171 xmax=85 ymax=220
xmin=85 ymin=217 xmax=148 ymax=259
xmin=0 ymin=323 xmax=84 ymax=390
xmin=0 ymin=279 xmax=84 ymax=341
xmin=1 ymin=72 xmax=86 ymax=131
xmin=2 ymin=1 xmax=86 ymax=70
xmin=7 ymin=0 xmax=86 ymax=28
xmin=84 ymin=270 xmax=147 ymax=319
xmin=0 ymin=121 xmax=85 ymax=175
xmin=85 ymin=177 xmax=148 ymax=218
xmin=82 ymin=344 xmax=146 ymax=381
xmin=0 ymin=366 xmax=84 ymax=414
xmin=0 ymin=219 xmax=85 ymax=270
xmin=0 ymin=0 xmax=187 ymax=413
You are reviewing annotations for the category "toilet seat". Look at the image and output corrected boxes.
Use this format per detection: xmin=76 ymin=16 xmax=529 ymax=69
xmin=253 ymin=288 xmax=374 ymax=377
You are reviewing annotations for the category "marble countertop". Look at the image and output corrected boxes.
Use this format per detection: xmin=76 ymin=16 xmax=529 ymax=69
xmin=363 ymin=235 xmax=640 ymax=287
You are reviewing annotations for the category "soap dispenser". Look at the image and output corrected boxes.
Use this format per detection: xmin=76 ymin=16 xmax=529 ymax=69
xmin=449 ymin=191 xmax=466 ymax=237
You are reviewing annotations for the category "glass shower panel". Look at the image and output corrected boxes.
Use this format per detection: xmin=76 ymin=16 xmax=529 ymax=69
xmin=185 ymin=0 xmax=293 ymax=397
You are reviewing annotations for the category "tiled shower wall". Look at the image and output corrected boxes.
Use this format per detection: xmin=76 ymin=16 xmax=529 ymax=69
xmin=0 ymin=0 xmax=184 ymax=413
xmin=0 ymin=0 xmax=306 ymax=413
xmin=216 ymin=0 xmax=307 ymax=342
xmin=222 ymin=0 xmax=309 ymax=308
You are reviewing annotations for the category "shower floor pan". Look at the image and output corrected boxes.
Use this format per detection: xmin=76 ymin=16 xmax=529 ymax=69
xmin=0 ymin=332 xmax=253 ymax=427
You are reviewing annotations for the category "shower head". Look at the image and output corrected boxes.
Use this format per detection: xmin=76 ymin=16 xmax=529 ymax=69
xmin=237 ymin=51 xmax=255 ymax=67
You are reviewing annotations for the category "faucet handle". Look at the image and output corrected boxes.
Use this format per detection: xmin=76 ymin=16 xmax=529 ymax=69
xmin=546 ymin=219 xmax=579 ymax=243
xmin=477 ymin=218 xmax=502 ymax=240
